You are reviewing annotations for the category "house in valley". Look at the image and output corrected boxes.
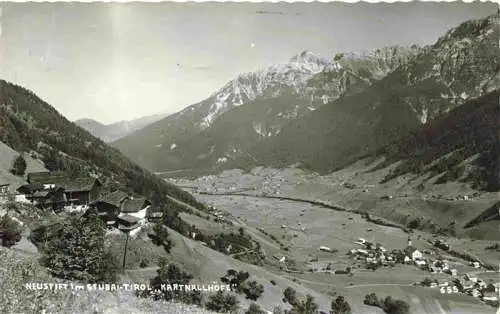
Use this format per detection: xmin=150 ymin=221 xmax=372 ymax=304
xmin=404 ymin=246 xmax=423 ymax=261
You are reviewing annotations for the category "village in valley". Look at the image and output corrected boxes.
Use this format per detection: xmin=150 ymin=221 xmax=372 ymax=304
xmin=343 ymin=237 xmax=499 ymax=304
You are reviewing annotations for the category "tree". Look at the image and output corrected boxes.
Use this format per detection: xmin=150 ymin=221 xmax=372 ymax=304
xmin=364 ymin=293 xmax=410 ymax=314
xmin=11 ymin=155 xmax=27 ymax=176
xmin=151 ymin=221 xmax=172 ymax=252
xmin=246 ymin=303 xmax=266 ymax=314
xmin=221 ymin=269 xmax=250 ymax=292
xmin=363 ymin=293 xmax=379 ymax=306
xmin=0 ymin=215 xmax=22 ymax=247
xmin=283 ymin=287 xmax=319 ymax=314
xmin=205 ymin=291 xmax=239 ymax=313
xmin=330 ymin=296 xmax=352 ymax=314
xmin=295 ymin=294 xmax=319 ymax=314
xmin=41 ymin=212 xmax=118 ymax=283
xmin=242 ymin=280 xmax=264 ymax=301
xmin=140 ymin=260 xmax=201 ymax=305
xmin=383 ymin=297 xmax=410 ymax=314
xmin=420 ymin=278 xmax=432 ymax=287
xmin=283 ymin=287 xmax=298 ymax=306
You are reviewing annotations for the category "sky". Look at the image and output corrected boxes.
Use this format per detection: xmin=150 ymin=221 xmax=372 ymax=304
xmin=0 ymin=2 xmax=497 ymax=124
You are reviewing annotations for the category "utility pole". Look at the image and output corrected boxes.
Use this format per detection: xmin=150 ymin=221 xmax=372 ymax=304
xmin=122 ymin=231 xmax=130 ymax=270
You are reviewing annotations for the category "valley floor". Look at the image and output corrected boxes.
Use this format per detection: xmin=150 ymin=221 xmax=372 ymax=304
xmin=166 ymin=162 xmax=500 ymax=313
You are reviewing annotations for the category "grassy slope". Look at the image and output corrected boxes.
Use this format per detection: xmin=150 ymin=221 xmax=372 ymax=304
xmin=376 ymin=89 xmax=500 ymax=191
xmin=0 ymin=247 xmax=215 ymax=314
xmin=173 ymin=177 xmax=498 ymax=314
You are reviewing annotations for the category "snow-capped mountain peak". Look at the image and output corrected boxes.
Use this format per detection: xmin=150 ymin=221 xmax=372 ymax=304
xmin=197 ymin=50 xmax=330 ymax=128
xmin=289 ymin=50 xmax=330 ymax=69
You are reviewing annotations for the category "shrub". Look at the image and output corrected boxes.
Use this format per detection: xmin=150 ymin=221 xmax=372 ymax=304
xmin=138 ymin=258 xmax=202 ymax=305
xmin=364 ymin=293 xmax=379 ymax=306
xmin=241 ymin=280 xmax=264 ymax=301
xmin=0 ymin=215 xmax=22 ymax=247
xmin=364 ymin=293 xmax=410 ymax=314
xmin=11 ymin=155 xmax=27 ymax=176
xmin=151 ymin=221 xmax=173 ymax=252
xmin=205 ymin=291 xmax=239 ymax=313
xmin=283 ymin=287 xmax=318 ymax=314
xmin=273 ymin=306 xmax=284 ymax=314
xmin=383 ymin=296 xmax=410 ymax=314
xmin=331 ymin=295 xmax=352 ymax=314
xmin=420 ymin=278 xmax=432 ymax=287
xmin=246 ymin=303 xmax=266 ymax=314
xmin=270 ymin=280 xmax=277 ymax=285
xmin=283 ymin=287 xmax=298 ymax=305
xmin=221 ymin=269 xmax=250 ymax=292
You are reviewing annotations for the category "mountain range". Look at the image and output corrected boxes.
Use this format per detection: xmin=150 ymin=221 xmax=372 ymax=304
xmin=112 ymin=13 xmax=499 ymax=191
xmin=75 ymin=113 xmax=169 ymax=143
xmin=112 ymin=46 xmax=421 ymax=172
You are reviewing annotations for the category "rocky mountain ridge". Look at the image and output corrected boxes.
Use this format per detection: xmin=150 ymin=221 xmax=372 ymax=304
xmin=113 ymin=46 xmax=420 ymax=172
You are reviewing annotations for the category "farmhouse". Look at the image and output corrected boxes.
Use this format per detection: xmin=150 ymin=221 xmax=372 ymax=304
xmin=30 ymin=187 xmax=67 ymax=211
xmin=27 ymin=171 xmax=103 ymax=205
xmin=120 ymin=197 xmax=152 ymax=220
xmin=91 ymin=190 xmax=128 ymax=219
xmin=404 ymin=246 xmax=423 ymax=261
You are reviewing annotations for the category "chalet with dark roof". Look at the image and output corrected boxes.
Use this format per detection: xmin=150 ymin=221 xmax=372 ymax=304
xmin=121 ymin=197 xmax=151 ymax=214
xmin=29 ymin=187 xmax=67 ymax=212
xmin=90 ymin=190 xmax=129 ymax=223
xmin=27 ymin=171 xmax=103 ymax=205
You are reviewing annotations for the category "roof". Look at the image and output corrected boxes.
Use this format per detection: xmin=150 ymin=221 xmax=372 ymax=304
xmin=121 ymin=197 xmax=151 ymax=213
xmin=32 ymin=190 xmax=50 ymax=198
xmin=102 ymin=190 xmax=129 ymax=208
xmin=117 ymin=214 xmax=141 ymax=225
xmin=18 ymin=183 xmax=44 ymax=193
xmin=27 ymin=172 xmax=100 ymax=192
xmin=27 ymin=171 xmax=67 ymax=184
